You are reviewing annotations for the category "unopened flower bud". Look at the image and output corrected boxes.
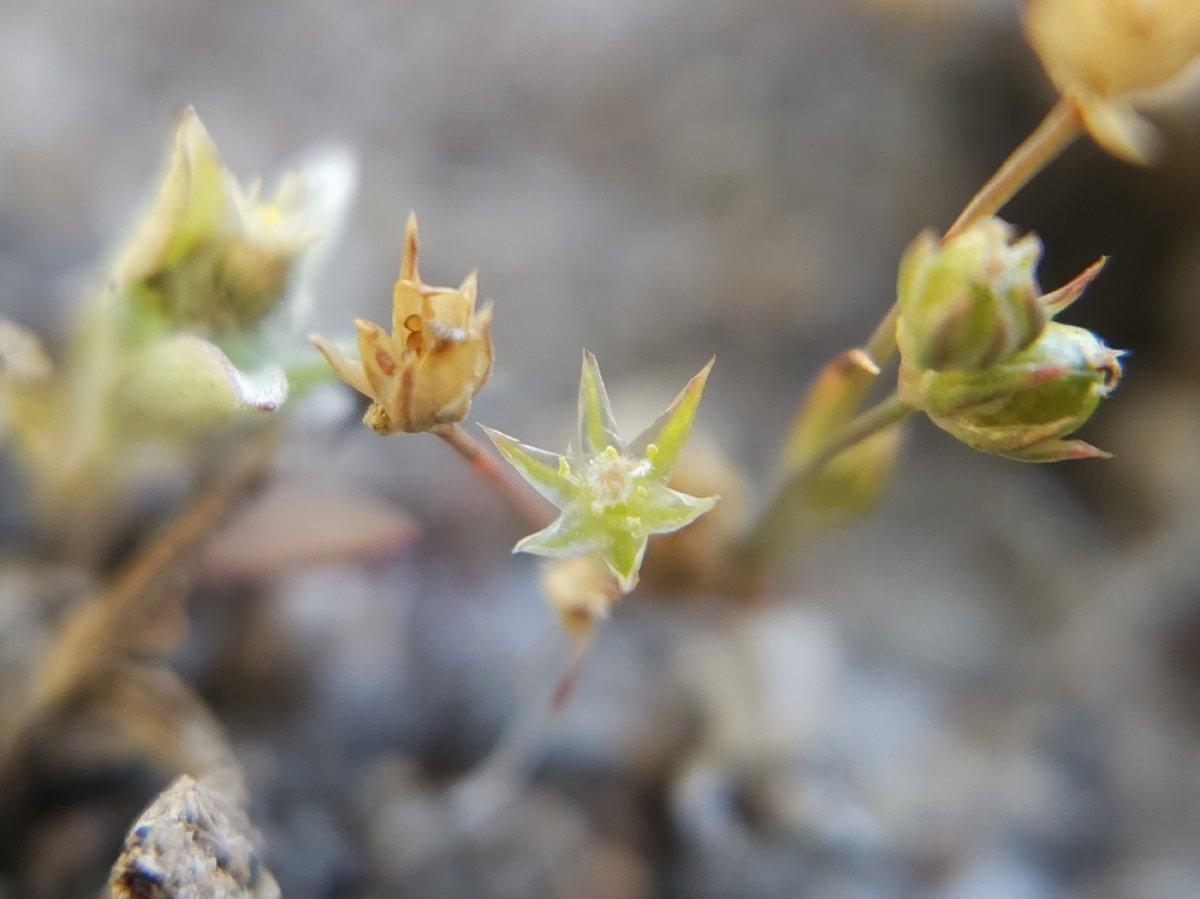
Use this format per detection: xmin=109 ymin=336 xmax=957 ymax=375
xmin=897 ymin=220 xmax=1045 ymax=372
xmin=1024 ymin=0 xmax=1200 ymax=162
xmin=311 ymin=214 xmax=493 ymax=435
xmin=900 ymin=322 xmax=1123 ymax=461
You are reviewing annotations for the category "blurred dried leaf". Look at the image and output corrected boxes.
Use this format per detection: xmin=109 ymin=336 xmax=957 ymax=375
xmin=203 ymin=480 xmax=418 ymax=579
xmin=29 ymin=435 xmax=274 ymax=712
xmin=0 ymin=433 xmax=273 ymax=794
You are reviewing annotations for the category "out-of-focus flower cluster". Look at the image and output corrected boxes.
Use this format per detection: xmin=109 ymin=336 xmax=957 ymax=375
xmin=0 ymin=109 xmax=356 ymax=548
xmin=1024 ymin=0 xmax=1200 ymax=162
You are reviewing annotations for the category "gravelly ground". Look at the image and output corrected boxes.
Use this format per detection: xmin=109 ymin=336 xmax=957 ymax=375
xmin=2 ymin=2 xmax=1200 ymax=898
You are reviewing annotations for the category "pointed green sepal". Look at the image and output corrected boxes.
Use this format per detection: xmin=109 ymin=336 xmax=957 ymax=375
xmin=604 ymin=529 xmax=648 ymax=593
xmin=577 ymin=350 xmax=623 ymax=455
xmin=629 ymin=357 xmax=714 ymax=480
xmin=514 ymin=512 xmax=606 ymax=558
xmin=638 ymin=481 xmax=719 ymax=533
xmin=1001 ymin=438 xmax=1112 ymax=463
xmin=481 ymin=424 xmax=577 ymax=506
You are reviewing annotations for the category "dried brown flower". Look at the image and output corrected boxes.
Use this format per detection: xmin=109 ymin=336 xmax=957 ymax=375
xmin=311 ymin=213 xmax=493 ymax=434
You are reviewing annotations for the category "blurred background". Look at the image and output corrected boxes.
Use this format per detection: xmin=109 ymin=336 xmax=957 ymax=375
xmin=2 ymin=0 xmax=1200 ymax=897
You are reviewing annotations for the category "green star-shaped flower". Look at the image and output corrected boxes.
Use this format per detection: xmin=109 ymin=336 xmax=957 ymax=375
xmin=482 ymin=352 xmax=718 ymax=593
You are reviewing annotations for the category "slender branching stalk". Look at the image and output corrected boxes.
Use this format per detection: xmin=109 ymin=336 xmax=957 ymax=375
xmin=432 ymin=422 xmax=552 ymax=530
xmin=944 ymin=97 xmax=1083 ymax=243
xmin=740 ymin=394 xmax=914 ymax=567
xmin=738 ymin=99 xmax=1087 ymax=574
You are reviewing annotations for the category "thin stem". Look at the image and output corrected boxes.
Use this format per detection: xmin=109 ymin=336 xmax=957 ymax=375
xmin=35 ymin=429 xmax=278 ymax=711
xmin=433 ymin=423 xmax=551 ymax=530
xmin=551 ymin=631 xmax=595 ymax=712
xmin=737 ymin=99 xmax=1081 ymax=578
xmin=943 ymin=97 xmax=1082 ymax=243
xmin=739 ymin=394 xmax=914 ymax=566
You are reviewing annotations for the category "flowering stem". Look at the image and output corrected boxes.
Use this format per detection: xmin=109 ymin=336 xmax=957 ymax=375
xmin=739 ymin=393 xmax=914 ymax=566
xmin=433 ymin=423 xmax=552 ymax=530
xmin=943 ymin=97 xmax=1082 ymax=244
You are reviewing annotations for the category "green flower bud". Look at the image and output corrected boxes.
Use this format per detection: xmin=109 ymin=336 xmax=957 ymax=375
xmin=897 ymin=219 xmax=1045 ymax=372
xmin=900 ymin=322 xmax=1123 ymax=462
xmin=117 ymin=335 xmax=288 ymax=436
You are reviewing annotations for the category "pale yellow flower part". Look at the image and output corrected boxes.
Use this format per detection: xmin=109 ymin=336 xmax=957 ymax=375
xmin=113 ymin=107 xmax=234 ymax=286
xmin=310 ymin=214 xmax=493 ymax=434
xmin=540 ymin=554 xmax=621 ymax=636
xmin=1024 ymin=0 xmax=1200 ymax=162
xmin=113 ymin=107 xmax=358 ymax=330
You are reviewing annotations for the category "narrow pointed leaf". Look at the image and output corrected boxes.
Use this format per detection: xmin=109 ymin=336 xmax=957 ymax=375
xmin=629 ymin=357 xmax=714 ymax=479
xmin=481 ymin=425 xmax=577 ymax=505
xmin=577 ymin=350 xmax=623 ymax=454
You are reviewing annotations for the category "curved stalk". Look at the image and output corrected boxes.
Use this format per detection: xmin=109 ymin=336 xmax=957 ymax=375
xmin=433 ymin=422 xmax=552 ymax=530
xmin=739 ymin=394 xmax=914 ymax=566
xmin=944 ymin=98 xmax=1082 ymax=243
